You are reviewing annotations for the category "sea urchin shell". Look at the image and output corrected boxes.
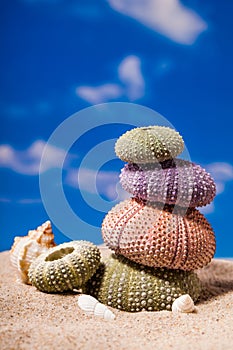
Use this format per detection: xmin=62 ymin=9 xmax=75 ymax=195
xmin=83 ymin=254 xmax=201 ymax=312
xmin=102 ymin=198 xmax=216 ymax=271
xmin=28 ymin=241 xmax=101 ymax=293
xmin=115 ymin=126 xmax=184 ymax=163
xmin=120 ymin=160 xmax=216 ymax=207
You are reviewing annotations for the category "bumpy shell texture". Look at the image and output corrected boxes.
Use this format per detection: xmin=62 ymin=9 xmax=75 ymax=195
xmin=120 ymin=160 xmax=216 ymax=208
xmin=28 ymin=241 xmax=101 ymax=293
xmin=83 ymin=254 xmax=201 ymax=312
xmin=10 ymin=220 xmax=56 ymax=284
xmin=102 ymin=198 xmax=216 ymax=271
xmin=115 ymin=126 xmax=184 ymax=163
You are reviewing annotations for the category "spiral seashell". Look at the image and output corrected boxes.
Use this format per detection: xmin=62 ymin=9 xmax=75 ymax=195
xmin=10 ymin=220 xmax=56 ymax=284
xmin=115 ymin=126 xmax=184 ymax=163
xmin=77 ymin=294 xmax=116 ymax=320
xmin=171 ymin=294 xmax=196 ymax=313
xmin=102 ymin=198 xmax=216 ymax=271
xmin=83 ymin=254 xmax=201 ymax=312
xmin=120 ymin=160 xmax=216 ymax=208
xmin=28 ymin=241 xmax=101 ymax=293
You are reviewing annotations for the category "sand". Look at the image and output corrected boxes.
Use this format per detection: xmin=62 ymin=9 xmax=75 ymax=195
xmin=0 ymin=248 xmax=233 ymax=350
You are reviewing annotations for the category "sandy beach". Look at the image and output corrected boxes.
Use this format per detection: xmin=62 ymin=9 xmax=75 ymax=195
xmin=0 ymin=248 xmax=233 ymax=350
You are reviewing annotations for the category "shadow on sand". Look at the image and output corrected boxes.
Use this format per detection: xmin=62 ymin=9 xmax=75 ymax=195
xmin=197 ymin=259 xmax=233 ymax=302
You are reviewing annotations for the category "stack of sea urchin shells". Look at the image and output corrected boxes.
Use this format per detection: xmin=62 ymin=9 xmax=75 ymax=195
xmin=85 ymin=126 xmax=217 ymax=312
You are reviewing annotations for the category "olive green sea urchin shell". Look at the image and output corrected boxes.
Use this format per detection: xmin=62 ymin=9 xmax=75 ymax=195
xmin=115 ymin=126 xmax=184 ymax=163
xmin=84 ymin=254 xmax=201 ymax=312
xmin=28 ymin=241 xmax=101 ymax=293
xmin=102 ymin=198 xmax=216 ymax=271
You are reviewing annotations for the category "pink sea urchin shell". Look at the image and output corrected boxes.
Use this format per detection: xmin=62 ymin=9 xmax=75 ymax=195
xmin=120 ymin=160 xmax=216 ymax=208
xmin=102 ymin=198 xmax=216 ymax=271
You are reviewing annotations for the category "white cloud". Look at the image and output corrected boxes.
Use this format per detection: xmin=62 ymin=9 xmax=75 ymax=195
xmin=0 ymin=140 xmax=69 ymax=175
xmin=107 ymin=0 xmax=207 ymax=45
xmin=206 ymin=162 xmax=233 ymax=181
xmin=0 ymin=197 xmax=42 ymax=204
xmin=66 ymin=168 xmax=129 ymax=201
xmin=206 ymin=162 xmax=233 ymax=195
xmin=118 ymin=55 xmax=145 ymax=100
xmin=0 ymin=140 xmax=129 ymax=203
xmin=17 ymin=198 xmax=42 ymax=204
xmin=198 ymin=162 xmax=233 ymax=214
xmin=199 ymin=202 xmax=215 ymax=215
xmin=76 ymin=55 xmax=145 ymax=104
xmin=0 ymin=197 xmax=11 ymax=203
xmin=76 ymin=84 xmax=123 ymax=104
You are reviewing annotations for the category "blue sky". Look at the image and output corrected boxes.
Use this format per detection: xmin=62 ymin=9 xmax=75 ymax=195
xmin=1 ymin=0 xmax=233 ymax=257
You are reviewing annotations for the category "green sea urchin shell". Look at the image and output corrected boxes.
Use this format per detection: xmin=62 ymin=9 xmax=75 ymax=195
xmin=28 ymin=241 xmax=101 ymax=293
xmin=115 ymin=126 xmax=184 ymax=163
xmin=83 ymin=254 xmax=201 ymax=312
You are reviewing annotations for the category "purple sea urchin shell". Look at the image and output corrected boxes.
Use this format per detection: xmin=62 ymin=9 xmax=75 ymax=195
xmin=115 ymin=126 xmax=184 ymax=163
xmin=102 ymin=198 xmax=216 ymax=271
xmin=120 ymin=159 xmax=216 ymax=208
xmin=84 ymin=254 xmax=201 ymax=312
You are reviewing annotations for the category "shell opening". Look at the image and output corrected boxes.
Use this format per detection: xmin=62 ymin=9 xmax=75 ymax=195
xmin=45 ymin=247 xmax=74 ymax=261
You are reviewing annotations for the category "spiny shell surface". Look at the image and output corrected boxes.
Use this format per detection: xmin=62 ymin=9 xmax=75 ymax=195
xmin=10 ymin=220 xmax=56 ymax=284
xmin=120 ymin=159 xmax=216 ymax=207
xmin=102 ymin=198 xmax=216 ymax=271
xmin=28 ymin=241 xmax=101 ymax=293
xmin=83 ymin=254 xmax=201 ymax=312
xmin=115 ymin=126 xmax=184 ymax=163
xmin=172 ymin=294 xmax=196 ymax=313
xmin=77 ymin=294 xmax=115 ymax=320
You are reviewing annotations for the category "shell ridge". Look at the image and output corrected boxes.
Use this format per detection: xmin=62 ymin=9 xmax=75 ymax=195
xmin=181 ymin=215 xmax=190 ymax=269
xmin=162 ymin=166 xmax=171 ymax=204
xmin=169 ymin=214 xmax=180 ymax=269
xmin=62 ymin=255 xmax=78 ymax=291
xmin=115 ymin=202 xmax=139 ymax=251
xmin=103 ymin=200 xmax=143 ymax=252
xmin=116 ymin=200 xmax=145 ymax=252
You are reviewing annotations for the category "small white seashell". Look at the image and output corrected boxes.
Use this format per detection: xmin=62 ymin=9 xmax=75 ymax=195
xmin=172 ymin=294 xmax=196 ymax=313
xmin=78 ymin=294 xmax=115 ymax=320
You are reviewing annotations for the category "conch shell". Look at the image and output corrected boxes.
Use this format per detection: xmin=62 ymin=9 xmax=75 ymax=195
xmin=78 ymin=294 xmax=115 ymax=320
xmin=172 ymin=294 xmax=196 ymax=313
xmin=10 ymin=220 xmax=56 ymax=284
